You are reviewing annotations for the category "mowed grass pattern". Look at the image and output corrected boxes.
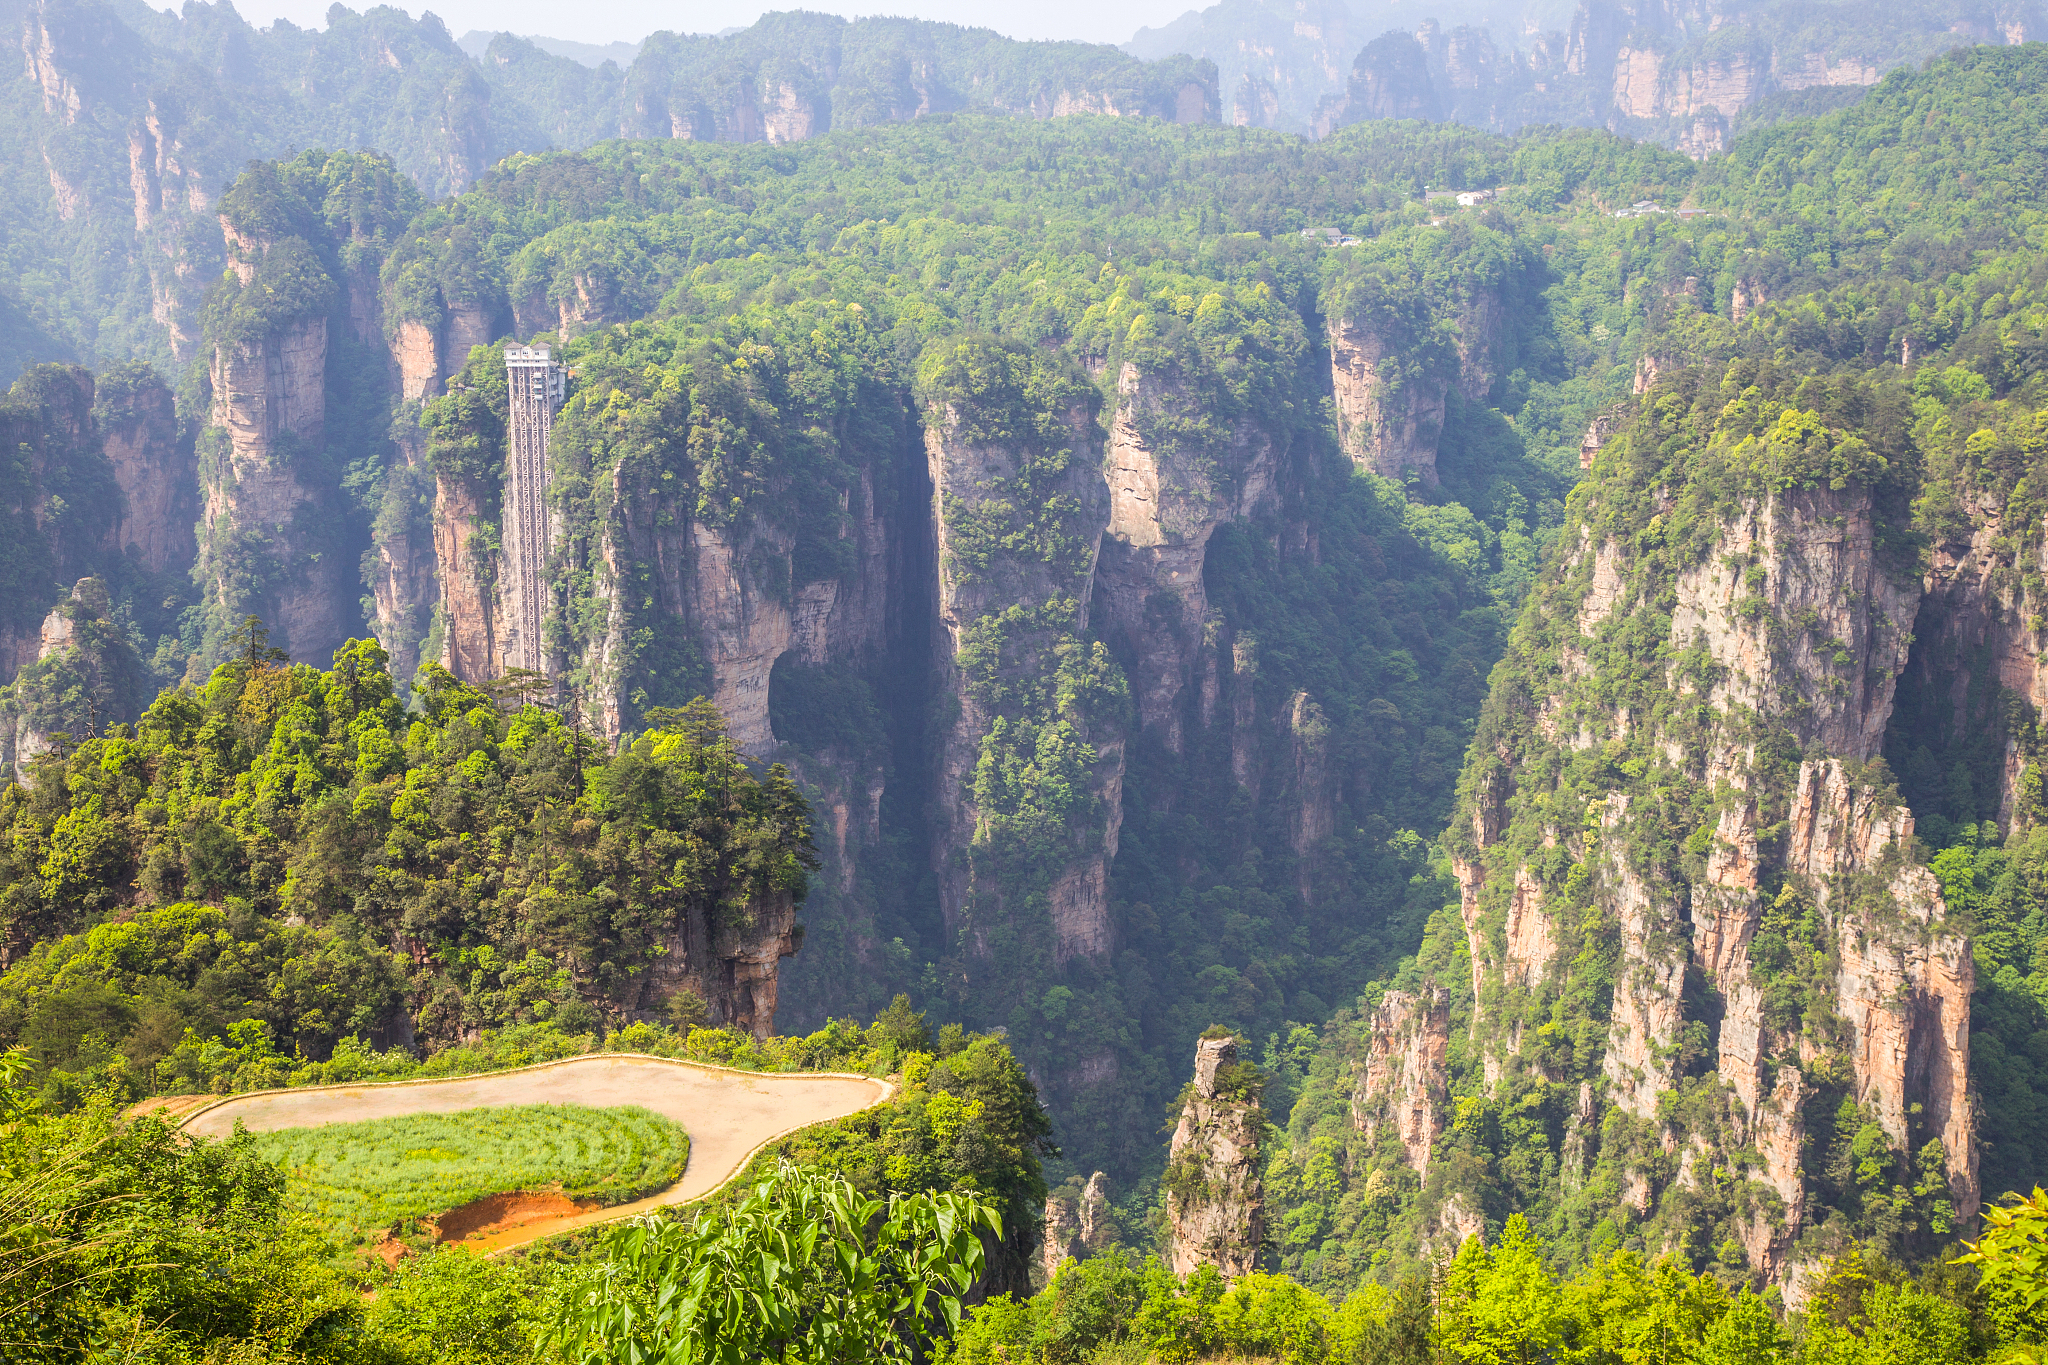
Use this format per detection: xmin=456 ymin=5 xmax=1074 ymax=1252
xmin=250 ymin=1103 xmax=690 ymax=1244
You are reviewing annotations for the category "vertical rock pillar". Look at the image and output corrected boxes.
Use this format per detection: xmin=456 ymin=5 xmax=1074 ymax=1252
xmin=1164 ymin=1034 xmax=1266 ymax=1277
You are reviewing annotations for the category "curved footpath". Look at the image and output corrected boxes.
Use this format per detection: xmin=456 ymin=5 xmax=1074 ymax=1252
xmin=154 ymin=1053 xmax=892 ymax=1254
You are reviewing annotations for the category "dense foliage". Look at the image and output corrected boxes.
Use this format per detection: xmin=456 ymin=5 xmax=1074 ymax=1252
xmin=0 ymin=635 xmax=814 ymax=1099
xmin=556 ymin=1160 xmax=1000 ymax=1365
xmin=0 ymin=991 xmax=1053 ymax=1363
xmin=10 ymin=31 xmax=2048 ymax=1365
xmin=948 ymin=1213 xmax=2048 ymax=1365
xmin=0 ymin=2 xmax=1214 ymax=386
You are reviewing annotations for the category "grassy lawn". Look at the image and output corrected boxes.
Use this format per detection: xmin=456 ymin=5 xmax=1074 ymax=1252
xmin=250 ymin=1103 xmax=690 ymax=1245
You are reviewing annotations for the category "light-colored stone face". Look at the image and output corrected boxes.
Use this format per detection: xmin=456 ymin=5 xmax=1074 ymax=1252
xmin=102 ymin=383 xmax=196 ymax=575
xmin=1367 ymin=460 xmax=1982 ymax=1286
xmin=1327 ymin=319 xmax=1445 ymax=486
xmin=921 ymin=401 xmax=1120 ymax=967
xmin=203 ymin=310 xmax=351 ymax=661
xmin=1668 ymin=492 xmax=1916 ymax=761
xmin=1168 ymin=1035 xmax=1264 ymax=1277
xmin=1354 ymin=989 xmax=1450 ymax=1175
xmin=1096 ymin=362 xmax=1277 ymax=755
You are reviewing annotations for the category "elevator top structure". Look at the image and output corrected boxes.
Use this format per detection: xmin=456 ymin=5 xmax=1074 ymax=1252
xmin=503 ymin=345 xmax=567 ymax=675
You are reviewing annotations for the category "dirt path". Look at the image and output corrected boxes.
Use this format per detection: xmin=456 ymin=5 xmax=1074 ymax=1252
xmin=172 ymin=1054 xmax=891 ymax=1254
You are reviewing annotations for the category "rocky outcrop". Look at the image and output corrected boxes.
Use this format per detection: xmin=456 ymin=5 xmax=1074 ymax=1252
xmin=1328 ymin=320 xmax=1446 ymax=485
xmin=1130 ymin=0 xmax=1352 ymax=135
xmin=1093 ymin=363 xmax=1279 ymax=753
xmin=1349 ymin=367 xmax=1980 ymax=1287
xmin=1596 ymin=793 xmax=1688 ymax=1118
xmin=1669 ymin=488 xmax=1917 ymax=760
xmin=1040 ymin=1190 xmax=1080 ymax=1281
xmin=1900 ymin=486 xmax=2048 ymax=824
xmin=1166 ymin=1036 xmax=1265 ymax=1277
xmin=398 ymin=322 xmax=440 ymax=402
xmin=629 ymin=885 xmax=800 ymax=1040
xmin=1287 ymin=692 xmax=1333 ymax=884
xmin=3 ymin=575 xmax=156 ymax=780
xmin=924 ymin=382 xmax=1120 ymax=967
xmin=202 ymin=311 xmax=346 ymax=660
xmin=189 ymin=155 xmax=420 ymax=671
xmin=1327 ymin=279 xmax=1507 ymax=485
xmin=396 ymin=303 xmax=496 ymax=403
xmin=365 ymin=457 xmax=437 ymax=687
xmin=683 ymin=520 xmax=796 ymax=753
xmin=1789 ymin=760 xmax=1975 ymax=1213
xmin=1232 ymin=75 xmax=1280 ymax=128
xmin=1039 ymin=1170 xmax=1115 ymax=1280
xmin=94 ymin=370 xmax=195 ymax=574
xmin=1351 ymin=989 xmax=1450 ymax=1174
xmin=1292 ymin=0 xmax=2012 ymax=154
xmin=1432 ymin=1192 xmax=1487 ymax=1253
xmin=430 ymin=473 xmax=502 ymax=682
xmin=1314 ymin=30 xmax=1441 ymax=136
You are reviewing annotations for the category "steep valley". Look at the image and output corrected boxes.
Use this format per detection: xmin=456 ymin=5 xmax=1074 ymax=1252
xmin=9 ymin=38 xmax=2048 ymax=1333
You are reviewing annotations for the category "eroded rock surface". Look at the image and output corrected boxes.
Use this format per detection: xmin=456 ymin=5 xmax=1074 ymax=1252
xmin=1348 ymin=375 xmax=1980 ymax=1288
xmin=1166 ymin=1036 xmax=1266 ymax=1277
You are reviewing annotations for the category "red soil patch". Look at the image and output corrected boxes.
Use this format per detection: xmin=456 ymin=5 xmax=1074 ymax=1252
xmin=433 ymin=1190 xmax=601 ymax=1245
xmin=363 ymin=1189 xmax=598 ymax=1268
xmin=369 ymin=1231 xmax=411 ymax=1270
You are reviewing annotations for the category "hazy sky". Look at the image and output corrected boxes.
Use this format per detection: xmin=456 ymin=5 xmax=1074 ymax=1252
xmin=234 ymin=0 xmax=1196 ymax=47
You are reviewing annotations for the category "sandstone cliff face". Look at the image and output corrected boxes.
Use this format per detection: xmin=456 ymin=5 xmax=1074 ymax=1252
xmin=630 ymin=886 xmax=801 ymax=1040
xmin=1789 ymin=760 xmax=1975 ymax=1206
xmin=1351 ymin=988 xmax=1450 ymax=1175
xmin=429 ymin=472 xmax=501 ymax=681
xmin=194 ymin=159 xmax=424 ymax=672
xmin=6 ymin=577 xmax=129 ymax=779
xmin=686 ymin=521 xmax=796 ymax=752
xmin=1299 ymin=0 xmax=2006 ymax=154
xmin=95 ymin=374 xmax=196 ymax=574
xmin=202 ymin=313 xmax=347 ymax=660
xmin=1665 ymin=489 xmax=1916 ymax=759
xmin=1352 ymin=370 xmax=1979 ymax=1286
xmin=1093 ymin=363 xmax=1279 ymax=754
xmin=1040 ymin=1170 xmax=1115 ymax=1280
xmin=925 ymin=399 xmax=1121 ymax=967
xmin=364 ymin=452 xmax=437 ymax=686
xmin=1166 ymin=1036 xmax=1266 ymax=1277
xmin=1328 ymin=284 xmax=1506 ymax=485
xmin=1328 ymin=321 xmax=1446 ymax=485
xmin=1902 ymin=487 xmax=2048 ymax=824
xmin=1314 ymin=31 xmax=1441 ymax=136
xmin=397 ymin=303 xmax=495 ymax=403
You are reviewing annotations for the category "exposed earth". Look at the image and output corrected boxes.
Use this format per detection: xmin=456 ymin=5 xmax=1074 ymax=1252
xmin=144 ymin=1055 xmax=891 ymax=1252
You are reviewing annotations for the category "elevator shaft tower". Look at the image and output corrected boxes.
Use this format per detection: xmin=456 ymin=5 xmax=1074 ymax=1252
xmin=503 ymin=344 xmax=567 ymax=675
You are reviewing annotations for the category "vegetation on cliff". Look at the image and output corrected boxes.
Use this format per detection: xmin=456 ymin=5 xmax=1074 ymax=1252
xmin=12 ymin=32 xmax=2048 ymax=1359
xmin=0 ymin=634 xmax=815 ymax=1099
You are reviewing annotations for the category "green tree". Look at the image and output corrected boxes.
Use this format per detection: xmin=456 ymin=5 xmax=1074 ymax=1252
xmin=368 ymin=1247 xmax=546 ymax=1364
xmin=1958 ymin=1189 xmax=2048 ymax=1362
xmin=1448 ymin=1214 xmax=1566 ymax=1365
xmin=1697 ymin=1289 xmax=1788 ymax=1365
xmin=557 ymin=1159 xmax=1000 ymax=1365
